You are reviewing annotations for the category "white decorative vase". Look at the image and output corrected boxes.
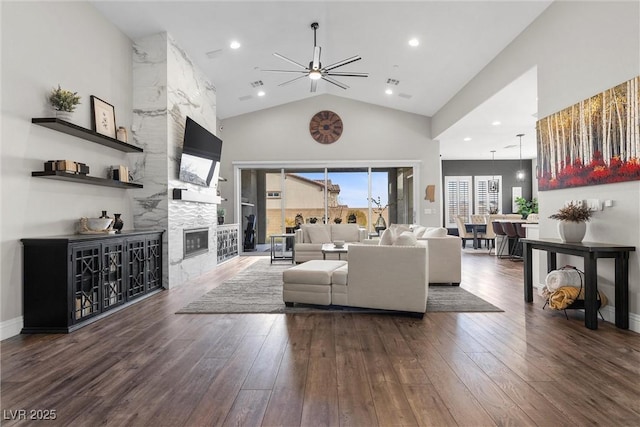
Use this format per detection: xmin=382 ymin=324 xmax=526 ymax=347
xmin=557 ymin=221 xmax=586 ymax=243
xmin=54 ymin=110 xmax=72 ymax=122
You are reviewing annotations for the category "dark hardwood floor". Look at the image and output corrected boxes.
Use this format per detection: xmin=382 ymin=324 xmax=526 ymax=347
xmin=2 ymin=251 xmax=639 ymax=426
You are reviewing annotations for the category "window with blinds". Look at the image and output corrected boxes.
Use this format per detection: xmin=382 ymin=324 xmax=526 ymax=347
xmin=444 ymin=176 xmax=472 ymax=227
xmin=474 ymin=175 xmax=502 ymax=215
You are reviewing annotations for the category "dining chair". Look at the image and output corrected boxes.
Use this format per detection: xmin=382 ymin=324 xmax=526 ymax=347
xmin=484 ymin=220 xmax=496 ymax=253
xmin=455 ymin=215 xmax=475 ymax=249
xmin=501 ymin=221 xmax=521 ymax=261
xmin=513 ymin=222 xmax=527 ymax=259
xmin=491 ymin=221 xmax=508 ymax=257
xmin=468 ymin=215 xmax=487 ymax=247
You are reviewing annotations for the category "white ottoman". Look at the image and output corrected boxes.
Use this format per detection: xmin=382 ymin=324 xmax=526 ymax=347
xmin=283 ymin=260 xmax=347 ymax=306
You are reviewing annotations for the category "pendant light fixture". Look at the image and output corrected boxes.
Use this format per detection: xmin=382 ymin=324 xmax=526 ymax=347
xmin=489 ymin=150 xmax=499 ymax=193
xmin=516 ymin=133 xmax=525 ymax=182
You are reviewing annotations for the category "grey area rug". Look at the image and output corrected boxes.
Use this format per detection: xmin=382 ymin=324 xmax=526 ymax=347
xmin=177 ymin=258 xmax=503 ymax=314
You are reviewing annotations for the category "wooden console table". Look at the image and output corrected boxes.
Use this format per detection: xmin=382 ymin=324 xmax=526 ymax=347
xmin=520 ymin=238 xmax=635 ymax=330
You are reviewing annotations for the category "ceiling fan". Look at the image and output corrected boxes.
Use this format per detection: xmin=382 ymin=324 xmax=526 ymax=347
xmin=262 ymin=22 xmax=368 ymax=92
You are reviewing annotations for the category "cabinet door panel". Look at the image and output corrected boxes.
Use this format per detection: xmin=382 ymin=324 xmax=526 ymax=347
xmin=127 ymin=238 xmax=147 ymax=299
xmin=71 ymin=244 xmax=101 ymax=322
xmin=102 ymin=240 xmax=125 ymax=309
xmin=146 ymin=236 xmax=162 ymax=291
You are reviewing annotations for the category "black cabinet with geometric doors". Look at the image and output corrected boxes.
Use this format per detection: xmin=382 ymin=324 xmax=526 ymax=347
xmin=21 ymin=230 xmax=163 ymax=333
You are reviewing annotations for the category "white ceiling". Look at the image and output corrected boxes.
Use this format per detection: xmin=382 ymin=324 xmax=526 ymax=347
xmin=91 ymin=0 xmax=550 ymax=160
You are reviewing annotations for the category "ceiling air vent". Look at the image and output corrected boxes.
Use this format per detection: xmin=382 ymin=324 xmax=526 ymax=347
xmin=205 ymin=49 xmax=223 ymax=59
xmin=398 ymin=93 xmax=413 ymax=99
xmin=250 ymin=80 xmax=264 ymax=88
xmin=386 ymin=78 xmax=400 ymax=85
xmin=238 ymin=95 xmax=253 ymax=101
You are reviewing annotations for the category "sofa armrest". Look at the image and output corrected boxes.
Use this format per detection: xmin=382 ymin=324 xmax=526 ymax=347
xmin=358 ymin=227 xmax=367 ymax=242
xmin=295 ymin=229 xmax=305 ymax=244
xmin=418 ymin=235 xmax=462 ymax=284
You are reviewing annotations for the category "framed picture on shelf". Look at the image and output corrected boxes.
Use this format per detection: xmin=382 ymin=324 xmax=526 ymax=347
xmin=90 ymin=95 xmax=116 ymax=138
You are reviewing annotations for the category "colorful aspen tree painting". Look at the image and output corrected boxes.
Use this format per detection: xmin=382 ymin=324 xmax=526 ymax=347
xmin=537 ymin=76 xmax=640 ymax=190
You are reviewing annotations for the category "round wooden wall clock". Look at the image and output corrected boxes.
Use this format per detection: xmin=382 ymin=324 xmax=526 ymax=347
xmin=309 ymin=110 xmax=343 ymax=144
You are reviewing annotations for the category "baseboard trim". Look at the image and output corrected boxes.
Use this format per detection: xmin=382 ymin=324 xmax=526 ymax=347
xmin=1 ymin=316 xmax=23 ymax=341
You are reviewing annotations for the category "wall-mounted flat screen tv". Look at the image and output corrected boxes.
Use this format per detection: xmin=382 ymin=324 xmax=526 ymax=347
xmin=179 ymin=116 xmax=222 ymax=187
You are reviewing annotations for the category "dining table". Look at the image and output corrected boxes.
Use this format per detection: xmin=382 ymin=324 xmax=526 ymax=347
xmin=465 ymin=223 xmax=486 ymax=249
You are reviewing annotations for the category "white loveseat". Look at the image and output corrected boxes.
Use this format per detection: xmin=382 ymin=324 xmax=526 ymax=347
xmin=283 ymin=243 xmax=429 ymax=316
xmin=294 ymin=223 xmax=367 ymax=263
xmin=365 ymin=226 xmax=462 ymax=285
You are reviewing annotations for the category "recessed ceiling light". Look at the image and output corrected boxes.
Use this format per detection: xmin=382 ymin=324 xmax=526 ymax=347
xmin=230 ymin=41 xmax=241 ymax=49
xmin=463 ymin=137 xmax=472 ymax=141
xmin=385 ymin=88 xmax=393 ymax=95
xmin=492 ymin=120 xmax=501 ymax=126
xmin=408 ymin=38 xmax=419 ymax=47
xmin=257 ymin=91 xmax=265 ymax=97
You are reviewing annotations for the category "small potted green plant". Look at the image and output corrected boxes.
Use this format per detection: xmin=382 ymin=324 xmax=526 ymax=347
xmin=515 ymin=197 xmax=538 ymax=219
xmin=217 ymin=208 xmax=226 ymax=225
xmin=49 ymin=84 xmax=81 ymax=120
xmin=549 ymin=201 xmax=592 ymax=242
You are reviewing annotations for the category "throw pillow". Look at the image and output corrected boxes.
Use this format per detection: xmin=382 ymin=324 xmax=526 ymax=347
xmin=412 ymin=225 xmax=427 ymax=237
xmin=421 ymin=227 xmax=448 ymax=238
xmin=306 ymin=226 xmax=332 ymax=243
xmin=331 ymin=224 xmax=359 ymax=242
xmin=394 ymin=231 xmax=418 ymax=246
xmin=389 ymin=224 xmax=411 ymax=235
xmin=379 ymin=228 xmax=394 ymax=245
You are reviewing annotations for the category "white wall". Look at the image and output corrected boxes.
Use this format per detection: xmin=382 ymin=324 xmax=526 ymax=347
xmin=218 ymin=95 xmax=440 ymax=227
xmin=433 ymin=1 xmax=640 ymax=329
xmin=0 ymin=1 xmax=134 ymax=338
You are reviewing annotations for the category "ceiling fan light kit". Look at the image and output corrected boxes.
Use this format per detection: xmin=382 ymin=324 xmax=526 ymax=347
xmin=263 ymin=22 xmax=368 ymax=92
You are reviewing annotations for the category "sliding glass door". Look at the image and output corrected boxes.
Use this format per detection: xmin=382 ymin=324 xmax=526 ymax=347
xmin=238 ymin=164 xmax=415 ymax=248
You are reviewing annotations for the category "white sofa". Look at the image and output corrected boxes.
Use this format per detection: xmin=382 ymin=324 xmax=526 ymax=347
xmin=364 ymin=226 xmax=462 ymax=285
xmin=294 ymin=223 xmax=367 ymax=263
xmin=282 ymin=244 xmax=429 ymax=316
xmin=335 ymin=244 xmax=429 ymax=315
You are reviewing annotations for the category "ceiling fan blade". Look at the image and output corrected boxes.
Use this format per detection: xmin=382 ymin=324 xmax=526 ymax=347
xmin=273 ymin=52 xmax=307 ymax=70
xmin=279 ymin=75 xmax=308 ymax=87
xmin=323 ymin=56 xmax=362 ymax=71
xmin=325 ymin=72 xmax=369 ymax=78
xmin=262 ymin=69 xmax=309 ymax=74
xmin=322 ymin=76 xmax=349 ymax=90
xmin=310 ymin=79 xmax=318 ymax=93
xmin=312 ymin=46 xmax=321 ymax=70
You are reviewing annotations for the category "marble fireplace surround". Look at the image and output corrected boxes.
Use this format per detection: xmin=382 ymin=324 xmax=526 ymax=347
xmin=131 ymin=32 xmax=219 ymax=288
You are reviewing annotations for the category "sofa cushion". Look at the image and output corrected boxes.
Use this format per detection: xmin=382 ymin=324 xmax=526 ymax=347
xmin=389 ymin=224 xmax=411 ymax=235
xmin=379 ymin=228 xmax=394 ymax=245
xmin=412 ymin=225 xmax=427 ymax=238
xmin=306 ymin=226 xmax=332 ymax=243
xmin=394 ymin=231 xmax=418 ymax=246
xmin=283 ymin=260 xmax=347 ymax=285
xmin=300 ymin=224 xmax=328 ymax=242
xmin=332 ymin=265 xmax=348 ymax=286
xmin=331 ymin=224 xmax=360 ymax=242
xmin=421 ymin=227 xmax=448 ymax=238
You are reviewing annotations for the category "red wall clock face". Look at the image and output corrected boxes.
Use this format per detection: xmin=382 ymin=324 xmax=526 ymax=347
xmin=309 ymin=110 xmax=343 ymax=144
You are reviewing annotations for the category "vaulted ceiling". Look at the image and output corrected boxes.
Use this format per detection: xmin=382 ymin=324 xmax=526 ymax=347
xmin=91 ymin=1 xmax=551 ymax=160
